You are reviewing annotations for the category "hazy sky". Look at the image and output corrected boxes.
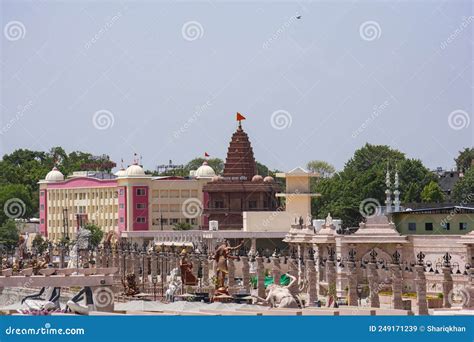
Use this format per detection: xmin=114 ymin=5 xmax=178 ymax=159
xmin=1 ymin=0 xmax=472 ymax=173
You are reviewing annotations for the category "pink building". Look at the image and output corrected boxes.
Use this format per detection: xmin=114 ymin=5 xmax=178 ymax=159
xmin=38 ymin=162 xmax=214 ymax=241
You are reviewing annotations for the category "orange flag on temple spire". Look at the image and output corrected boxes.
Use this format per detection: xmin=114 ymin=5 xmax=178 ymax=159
xmin=204 ymin=152 xmax=210 ymax=157
xmin=236 ymin=112 xmax=246 ymax=121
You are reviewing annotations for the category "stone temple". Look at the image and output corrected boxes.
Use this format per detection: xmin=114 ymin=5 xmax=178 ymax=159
xmin=202 ymin=121 xmax=281 ymax=230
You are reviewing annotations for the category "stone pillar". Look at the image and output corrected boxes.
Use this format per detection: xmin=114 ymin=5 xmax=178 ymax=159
xmin=414 ymin=265 xmax=428 ymax=315
xmin=133 ymin=251 xmax=141 ymax=275
xmin=326 ymin=259 xmax=336 ymax=307
xmin=241 ymin=255 xmax=250 ymax=293
xmin=228 ymin=257 xmax=236 ymax=294
xmin=347 ymin=261 xmax=358 ymax=307
xmin=256 ymin=255 xmax=265 ymax=299
xmin=289 ymin=256 xmax=298 ymax=277
xmin=271 ymin=255 xmax=281 ymax=286
xmin=201 ymin=255 xmax=209 ymax=287
xmin=126 ymin=251 xmax=133 ymax=275
xmin=391 ymin=264 xmax=403 ymax=310
xmin=367 ymin=262 xmax=380 ymax=308
xmin=463 ymin=267 xmax=474 ymax=309
xmin=151 ymin=252 xmax=158 ymax=278
xmin=192 ymin=255 xmax=199 ymax=280
xmin=307 ymin=258 xmax=318 ymax=306
xmin=297 ymin=244 xmax=305 ymax=283
xmin=143 ymin=253 xmax=150 ymax=282
xmin=442 ymin=266 xmax=453 ymax=308
xmin=118 ymin=250 xmax=125 ymax=277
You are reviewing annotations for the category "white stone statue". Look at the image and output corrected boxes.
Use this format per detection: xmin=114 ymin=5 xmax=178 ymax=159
xmin=306 ymin=214 xmax=312 ymax=227
xmin=325 ymin=213 xmax=333 ymax=227
xmin=67 ymin=227 xmax=91 ymax=269
xmin=253 ymin=274 xmax=299 ymax=308
xmin=165 ymin=267 xmax=182 ymax=302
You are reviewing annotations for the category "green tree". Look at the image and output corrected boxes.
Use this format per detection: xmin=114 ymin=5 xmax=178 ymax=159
xmin=403 ymin=183 xmax=420 ymax=203
xmin=455 ymin=147 xmax=474 ymax=173
xmin=452 ymin=167 xmax=474 ymax=203
xmin=306 ymin=160 xmax=336 ymax=178
xmin=173 ymin=222 xmax=192 ymax=231
xmin=312 ymin=144 xmax=434 ymax=227
xmin=31 ymin=234 xmax=48 ymax=254
xmin=83 ymin=223 xmax=104 ymax=248
xmin=0 ymin=184 xmax=34 ymax=225
xmin=421 ymin=181 xmax=445 ymax=203
xmin=0 ymin=220 xmax=19 ymax=250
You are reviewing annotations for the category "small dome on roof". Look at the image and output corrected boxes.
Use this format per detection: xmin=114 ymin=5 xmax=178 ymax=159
xmin=263 ymin=176 xmax=275 ymax=183
xmin=125 ymin=164 xmax=145 ymax=177
xmin=195 ymin=161 xmax=216 ymax=178
xmin=252 ymin=175 xmax=263 ymax=182
xmin=115 ymin=168 xmax=126 ymax=177
xmin=45 ymin=167 xmax=64 ymax=182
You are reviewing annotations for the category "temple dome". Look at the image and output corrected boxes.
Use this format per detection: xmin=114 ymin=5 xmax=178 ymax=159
xmin=195 ymin=161 xmax=216 ymax=178
xmin=45 ymin=167 xmax=64 ymax=182
xmin=126 ymin=164 xmax=145 ymax=177
xmin=114 ymin=168 xmax=126 ymax=177
xmin=252 ymin=175 xmax=263 ymax=182
xmin=263 ymin=176 xmax=275 ymax=183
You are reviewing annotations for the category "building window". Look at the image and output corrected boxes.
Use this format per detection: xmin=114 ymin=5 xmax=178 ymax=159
xmin=136 ymin=203 xmax=146 ymax=209
xmin=214 ymin=201 xmax=224 ymax=209
xmin=425 ymin=222 xmax=433 ymax=231
xmin=170 ymin=218 xmax=179 ymax=224
xmin=40 ymin=191 xmax=44 ymax=197
xmin=40 ymin=218 xmax=44 ymax=224
xmin=441 ymin=222 xmax=450 ymax=230
xmin=162 ymin=218 xmax=168 ymax=225
xmin=119 ymin=203 xmax=124 ymax=209
xmin=460 ymin=222 xmax=468 ymax=230
xmin=248 ymin=200 xmax=257 ymax=209
xmin=136 ymin=188 xmax=146 ymax=196
xmin=40 ymin=204 xmax=44 ymax=211
xmin=119 ymin=189 xmax=124 ymax=196
xmin=120 ymin=217 xmax=124 ymax=223
xmin=408 ymin=222 xmax=416 ymax=231
xmin=191 ymin=218 xmax=196 ymax=225
xmin=136 ymin=217 xmax=146 ymax=223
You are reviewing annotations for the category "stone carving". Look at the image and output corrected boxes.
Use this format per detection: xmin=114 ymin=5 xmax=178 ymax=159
xmin=253 ymin=274 xmax=299 ymax=308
